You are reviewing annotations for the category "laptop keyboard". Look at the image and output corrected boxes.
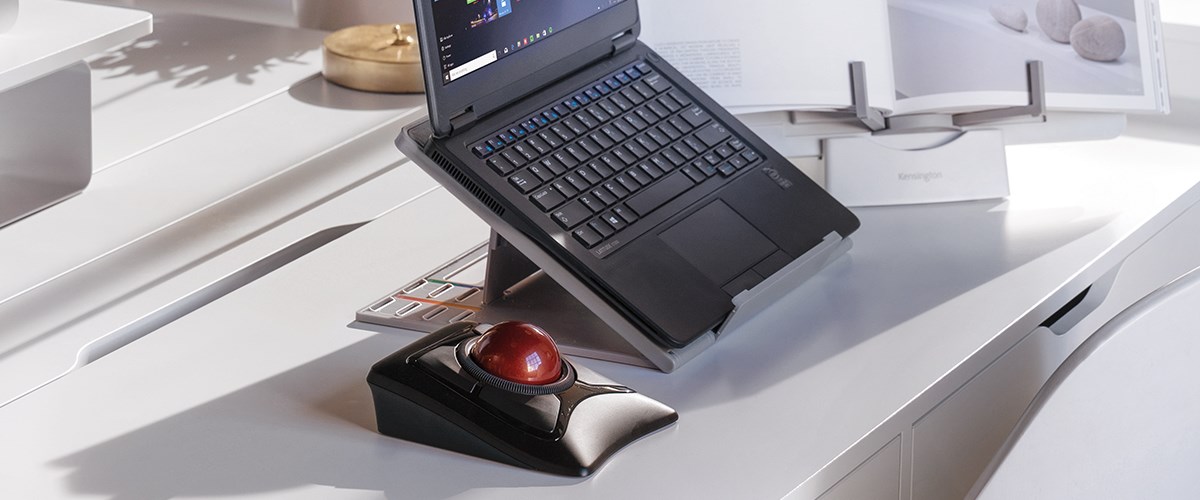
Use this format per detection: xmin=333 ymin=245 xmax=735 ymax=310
xmin=470 ymin=61 xmax=763 ymax=253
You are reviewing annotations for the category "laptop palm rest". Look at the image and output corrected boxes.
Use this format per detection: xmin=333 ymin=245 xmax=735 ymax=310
xmin=659 ymin=200 xmax=778 ymax=289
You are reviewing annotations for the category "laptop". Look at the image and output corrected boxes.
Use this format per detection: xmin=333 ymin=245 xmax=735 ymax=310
xmin=399 ymin=0 xmax=860 ymax=349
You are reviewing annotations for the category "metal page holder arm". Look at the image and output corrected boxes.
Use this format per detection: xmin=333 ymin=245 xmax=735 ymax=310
xmin=823 ymin=61 xmax=1047 ymax=207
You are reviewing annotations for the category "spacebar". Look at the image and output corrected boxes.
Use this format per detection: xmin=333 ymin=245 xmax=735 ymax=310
xmin=627 ymin=171 xmax=695 ymax=217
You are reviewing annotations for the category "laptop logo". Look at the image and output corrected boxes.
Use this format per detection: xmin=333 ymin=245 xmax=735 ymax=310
xmin=761 ymin=166 xmax=793 ymax=190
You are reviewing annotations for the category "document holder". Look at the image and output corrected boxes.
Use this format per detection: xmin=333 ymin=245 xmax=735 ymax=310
xmin=357 ymin=225 xmax=850 ymax=373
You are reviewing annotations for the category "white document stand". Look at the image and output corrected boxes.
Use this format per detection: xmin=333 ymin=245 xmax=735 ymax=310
xmin=0 ymin=1 xmax=151 ymax=228
xmin=824 ymin=61 xmax=1124 ymax=207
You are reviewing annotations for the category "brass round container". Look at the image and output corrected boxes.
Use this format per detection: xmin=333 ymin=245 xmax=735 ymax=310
xmin=322 ymin=23 xmax=425 ymax=94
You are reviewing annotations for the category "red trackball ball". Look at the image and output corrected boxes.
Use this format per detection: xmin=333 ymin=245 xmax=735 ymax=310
xmin=470 ymin=321 xmax=563 ymax=385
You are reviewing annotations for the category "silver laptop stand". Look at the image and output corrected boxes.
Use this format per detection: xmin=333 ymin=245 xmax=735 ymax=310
xmin=357 ymin=228 xmax=850 ymax=372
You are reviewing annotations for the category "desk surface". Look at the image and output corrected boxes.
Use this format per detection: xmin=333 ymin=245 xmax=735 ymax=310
xmin=2 ymin=131 xmax=1199 ymax=498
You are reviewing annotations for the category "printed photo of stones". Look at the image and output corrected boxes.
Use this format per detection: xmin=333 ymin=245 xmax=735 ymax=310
xmin=889 ymin=0 xmax=1144 ymax=101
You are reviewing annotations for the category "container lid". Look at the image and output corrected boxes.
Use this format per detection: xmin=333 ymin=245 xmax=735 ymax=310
xmin=322 ymin=23 xmax=424 ymax=93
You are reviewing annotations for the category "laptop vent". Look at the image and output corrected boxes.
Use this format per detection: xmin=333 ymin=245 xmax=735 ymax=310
xmin=429 ymin=150 xmax=506 ymax=217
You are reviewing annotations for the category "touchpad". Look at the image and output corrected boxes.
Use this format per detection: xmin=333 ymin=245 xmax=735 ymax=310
xmin=660 ymin=200 xmax=778 ymax=286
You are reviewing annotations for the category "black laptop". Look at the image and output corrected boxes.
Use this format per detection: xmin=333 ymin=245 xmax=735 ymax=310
xmin=398 ymin=0 xmax=860 ymax=349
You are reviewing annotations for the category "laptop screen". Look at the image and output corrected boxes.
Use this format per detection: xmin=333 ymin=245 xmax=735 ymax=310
xmin=431 ymin=0 xmax=627 ymax=86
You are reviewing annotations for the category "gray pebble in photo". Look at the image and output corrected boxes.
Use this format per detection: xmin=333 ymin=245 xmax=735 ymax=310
xmin=1036 ymin=0 xmax=1082 ymax=43
xmin=990 ymin=4 xmax=1028 ymax=32
xmin=1070 ymin=16 xmax=1127 ymax=62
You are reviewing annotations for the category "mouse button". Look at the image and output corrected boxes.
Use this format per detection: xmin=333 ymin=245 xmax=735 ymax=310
xmin=478 ymin=387 xmax=561 ymax=434
xmin=414 ymin=346 xmax=481 ymax=394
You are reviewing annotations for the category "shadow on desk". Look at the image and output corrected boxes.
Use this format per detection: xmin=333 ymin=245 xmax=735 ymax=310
xmin=51 ymin=334 xmax=585 ymax=499
xmin=626 ymin=200 xmax=1115 ymax=413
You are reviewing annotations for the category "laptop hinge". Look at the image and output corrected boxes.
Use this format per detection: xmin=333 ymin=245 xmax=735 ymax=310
xmin=611 ymin=30 xmax=637 ymax=55
xmin=446 ymin=109 xmax=477 ymax=137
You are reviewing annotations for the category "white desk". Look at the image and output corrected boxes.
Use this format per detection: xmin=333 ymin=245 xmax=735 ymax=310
xmin=2 ymin=129 xmax=1199 ymax=499
xmin=5 ymin=9 xmax=1200 ymax=500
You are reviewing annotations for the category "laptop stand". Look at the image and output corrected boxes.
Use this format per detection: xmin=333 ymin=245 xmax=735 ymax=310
xmin=357 ymin=228 xmax=850 ymax=372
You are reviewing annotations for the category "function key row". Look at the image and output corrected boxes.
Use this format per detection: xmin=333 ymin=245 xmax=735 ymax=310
xmin=471 ymin=63 xmax=658 ymax=160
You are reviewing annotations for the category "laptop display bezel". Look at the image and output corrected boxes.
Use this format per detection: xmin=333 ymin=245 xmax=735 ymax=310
xmin=412 ymin=0 xmax=640 ymax=137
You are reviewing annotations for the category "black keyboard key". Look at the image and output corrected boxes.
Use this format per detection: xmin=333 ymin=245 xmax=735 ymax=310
xmin=605 ymin=78 xmax=622 ymax=90
xmin=563 ymin=98 xmax=581 ymax=111
xmin=600 ymin=211 xmax=627 ymax=231
xmin=576 ymin=112 xmax=601 ymax=130
xmin=487 ymin=138 xmax=505 ymax=150
xmin=668 ymin=116 xmax=693 ymax=134
xmin=473 ymin=144 xmax=493 ymax=158
xmin=681 ymin=106 xmax=711 ymax=128
xmin=561 ymin=116 xmax=588 ymax=136
xmin=646 ymin=127 xmax=671 ymax=147
xmin=553 ymin=150 xmax=579 ymax=169
xmin=522 ymin=121 xmax=538 ymax=133
xmin=614 ymin=118 xmax=638 ymax=137
xmin=626 ymin=166 xmax=652 ymax=186
xmin=510 ymin=127 xmax=528 ymax=139
xmin=585 ymin=88 xmax=603 ymax=101
xmin=624 ymin=114 xmax=650 ymax=131
xmin=627 ymin=171 xmax=694 ymax=217
xmin=552 ymin=104 xmax=571 ymax=116
xmin=647 ymin=100 xmax=672 ymax=119
xmin=589 ymin=131 xmax=615 ymax=150
xmin=552 ymin=201 xmax=591 ymax=229
xmin=543 ymin=109 xmax=561 ymax=122
xmin=563 ymin=143 xmax=589 ymax=164
xmin=716 ymin=145 xmax=736 ymax=158
xmin=659 ymin=121 xmax=683 ymax=140
xmin=649 ymin=154 xmax=673 ymax=173
xmin=553 ymin=179 xmax=578 ymax=197
xmin=603 ymin=181 xmax=629 ymax=199
xmin=578 ymin=137 xmax=603 ymax=157
xmin=586 ymin=105 xmax=611 ymax=123
xmin=512 ymin=142 xmax=538 ymax=161
xmin=564 ymin=171 xmax=590 ymax=190
xmin=592 ymin=187 xmax=618 ymax=206
xmin=588 ymin=159 xmax=614 ymax=178
xmin=550 ymin=123 xmax=576 ymax=142
xmin=668 ymin=90 xmax=692 ymax=107
xmin=657 ymin=95 xmax=681 ymax=113
xmin=501 ymin=149 xmax=527 ymax=168
xmin=742 ymin=149 xmax=761 ymax=163
xmin=541 ymin=156 xmax=568 ymax=176
xmin=527 ymin=137 xmax=551 ymax=156
xmin=615 ymin=73 xmax=632 ymax=86
xmin=593 ymin=83 xmax=611 ymax=96
xmin=697 ymin=161 xmax=719 ymax=177
xmin=620 ymin=87 xmax=645 ymax=105
xmin=579 ymin=193 xmax=606 ymax=213
xmin=625 ymin=67 xmax=642 ymax=80
xmin=530 ymin=187 xmax=566 ymax=211
xmin=633 ymin=107 xmax=660 ymax=125
xmin=613 ymin=204 xmax=639 ymax=224
xmin=730 ymin=155 xmax=749 ymax=170
xmin=632 ymin=81 xmax=655 ymax=100
xmin=639 ymin=162 xmax=664 ymax=179
xmin=527 ymin=163 xmax=554 ymax=182
xmin=717 ymin=163 xmax=737 ymax=177
xmin=509 ymin=171 xmax=541 ymax=193
xmin=728 ymin=138 xmax=746 ymax=150
xmin=626 ymin=143 xmax=650 ymax=162
xmin=671 ymin=143 xmax=697 ymax=161
xmin=538 ymin=131 xmax=563 ymax=149
xmin=703 ymin=152 xmax=722 ymax=166
xmin=662 ymin=149 xmax=686 ymax=167
xmin=499 ymin=131 xmax=518 ymax=144
xmin=683 ymin=136 xmax=707 ymax=156
xmin=576 ymin=166 xmax=602 ymax=186
xmin=575 ymin=93 xmax=592 ymax=105
xmin=682 ymin=164 xmax=707 ymax=183
xmin=612 ymin=148 xmax=638 ymax=167
xmin=615 ymin=173 xmax=640 ymax=193
xmin=533 ymin=115 xmax=550 ymax=127
xmin=645 ymin=73 xmax=672 ymax=93
xmin=635 ymin=62 xmax=652 ymax=74
xmin=695 ymin=123 xmax=732 ymax=148
xmin=488 ymin=156 xmax=515 ymax=175
xmin=589 ymin=219 xmax=615 ymax=239
xmin=612 ymin=94 xmax=634 ymax=112
xmin=573 ymin=226 xmax=603 ymax=248
xmin=600 ymin=124 xmax=626 ymax=142
xmin=599 ymin=99 xmax=622 ymax=117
